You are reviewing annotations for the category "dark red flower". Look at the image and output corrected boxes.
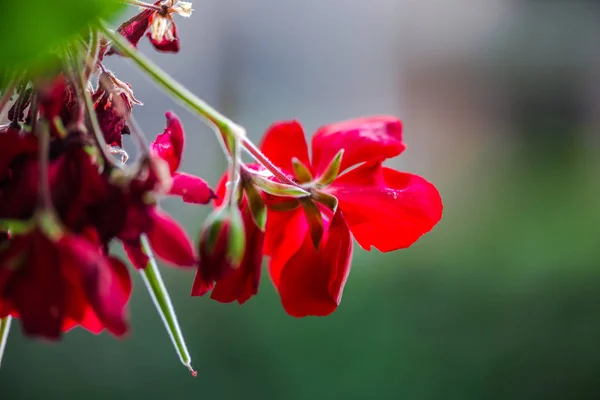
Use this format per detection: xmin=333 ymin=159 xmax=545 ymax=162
xmin=0 ymin=125 xmax=38 ymax=182
xmin=38 ymin=75 xmax=77 ymax=135
xmin=117 ymin=156 xmax=198 ymax=270
xmin=0 ymin=225 xmax=131 ymax=339
xmin=191 ymin=175 xmax=264 ymax=304
xmin=150 ymin=111 xmax=216 ymax=204
xmin=107 ymin=1 xmax=191 ymax=55
xmin=92 ymin=72 xmax=141 ymax=148
xmin=259 ymin=117 xmax=443 ymax=317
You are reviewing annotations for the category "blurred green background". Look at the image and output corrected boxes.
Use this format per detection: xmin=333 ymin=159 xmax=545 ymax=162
xmin=2 ymin=1 xmax=600 ymax=399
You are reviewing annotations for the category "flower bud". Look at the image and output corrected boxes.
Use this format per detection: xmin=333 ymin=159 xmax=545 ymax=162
xmin=197 ymin=206 xmax=246 ymax=284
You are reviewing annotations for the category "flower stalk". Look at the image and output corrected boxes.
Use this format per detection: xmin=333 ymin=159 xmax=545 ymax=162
xmin=139 ymin=235 xmax=197 ymax=377
xmin=99 ymin=23 xmax=301 ymax=189
xmin=0 ymin=316 xmax=12 ymax=368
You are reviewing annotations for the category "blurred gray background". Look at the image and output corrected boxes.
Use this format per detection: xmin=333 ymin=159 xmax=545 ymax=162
xmin=2 ymin=1 xmax=600 ymax=399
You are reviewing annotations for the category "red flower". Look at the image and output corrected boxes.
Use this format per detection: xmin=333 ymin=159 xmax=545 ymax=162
xmin=92 ymin=71 xmax=141 ymax=149
xmin=107 ymin=0 xmax=191 ymax=54
xmin=0 ymin=226 xmax=131 ymax=339
xmin=118 ymin=156 xmax=198 ymax=270
xmin=260 ymin=117 xmax=443 ymax=317
xmin=191 ymin=175 xmax=265 ymax=304
xmin=150 ymin=111 xmax=215 ymax=204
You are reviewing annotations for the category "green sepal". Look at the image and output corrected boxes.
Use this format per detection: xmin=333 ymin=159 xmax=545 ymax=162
xmin=251 ymin=174 xmax=309 ymax=198
xmin=0 ymin=219 xmax=35 ymax=235
xmin=316 ymin=149 xmax=344 ymax=187
xmin=292 ymin=157 xmax=313 ymax=184
xmin=243 ymin=182 xmax=267 ymax=231
xmin=311 ymin=190 xmax=338 ymax=213
xmin=299 ymin=198 xmax=324 ymax=250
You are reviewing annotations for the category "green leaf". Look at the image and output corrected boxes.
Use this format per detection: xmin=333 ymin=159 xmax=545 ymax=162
xmin=0 ymin=0 xmax=125 ymax=74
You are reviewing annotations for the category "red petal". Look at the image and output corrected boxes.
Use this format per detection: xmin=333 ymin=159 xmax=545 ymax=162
xmin=274 ymin=211 xmax=352 ymax=317
xmin=147 ymin=209 xmax=196 ymax=268
xmin=210 ymin=208 xmax=265 ymax=304
xmin=147 ymin=17 xmax=180 ymax=53
xmin=60 ymin=235 xmax=130 ymax=336
xmin=330 ymin=163 xmax=443 ymax=252
xmin=123 ymin=240 xmax=148 ymax=270
xmin=106 ymin=2 xmax=159 ymax=54
xmin=190 ymin=271 xmax=214 ymax=297
xmin=264 ymin=208 xmax=308 ymax=287
xmin=150 ymin=111 xmax=184 ymax=173
xmin=259 ymin=121 xmax=310 ymax=175
xmin=0 ymin=126 xmax=38 ymax=181
xmin=311 ymin=116 xmax=405 ymax=175
xmin=9 ymin=233 xmax=65 ymax=339
xmin=169 ymin=172 xmax=216 ymax=204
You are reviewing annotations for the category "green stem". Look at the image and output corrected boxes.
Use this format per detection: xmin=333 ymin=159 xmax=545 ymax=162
xmin=140 ymin=235 xmax=197 ymax=377
xmin=70 ymin=46 xmax=115 ymax=165
xmin=100 ymin=23 xmax=238 ymax=140
xmin=99 ymin=23 xmax=302 ymax=189
xmin=0 ymin=316 xmax=12 ymax=368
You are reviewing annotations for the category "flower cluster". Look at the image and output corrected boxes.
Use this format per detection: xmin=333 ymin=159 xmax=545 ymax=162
xmin=0 ymin=0 xmax=442 ymax=373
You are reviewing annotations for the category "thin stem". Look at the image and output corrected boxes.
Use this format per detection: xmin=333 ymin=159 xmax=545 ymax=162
xmin=0 ymin=73 xmax=19 ymax=117
xmin=127 ymin=114 xmax=150 ymax=156
xmin=241 ymin=137 xmax=298 ymax=186
xmin=123 ymin=0 xmax=163 ymax=12
xmin=140 ymin=235 xmax=197 ymax=377
xmin=37 ymin=118 xmax=52 ymax=210
xmin=0 ymin=316 xmax=12 ymax=368
xmin=69 ymin=47 xmax=115 ymax=165
xmin=225 ymin=138 xmax=241 ymax=208
xmin=101 ymin=24 xmax=230 ymax=131
xmin=9 ymin=80 xmax=28 ymax=127
xmin=100 ymin=23 xmax=302 ymax=189
xmin=85 ymin=29 xmax=101 ymax=80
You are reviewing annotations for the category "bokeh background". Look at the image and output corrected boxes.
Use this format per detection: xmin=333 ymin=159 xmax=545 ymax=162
xmin=2 ymin=0 xmax=600 ymax=399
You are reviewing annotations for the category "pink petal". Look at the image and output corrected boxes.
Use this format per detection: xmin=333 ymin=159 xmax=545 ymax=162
xmin=150 ymin=111 xmax=185 ymax=173
xmin=147 ymin=209 xmax=196 ymax=268
xmin=274 ymin=210 xmax=352 ymax=317
xmin=259 ymin=121 xmax=310 ymax=175
xmin=169 ymin=172 xmax=216 ymax=204
xmin=330 ymin=162 xmax=443 ymax=252
xmin=311 ymin=116 xmax=405 ymax=175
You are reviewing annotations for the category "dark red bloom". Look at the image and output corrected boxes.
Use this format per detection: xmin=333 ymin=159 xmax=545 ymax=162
xmin=117 ymin=156 xmax=197 ymax=270
xmin=92 ymin=72 xmax=141 ymax=148
xmin=191 ymin=175 xmax=265 ymax=304
xmin=38 ymin=75 xmax=77 ymax=134
xmin=0 ymin=125 xmax=38 ymax=182
xmin=150 ymin=111 xmax=215 ymax=204
xmin=0 ymin=226 xmax=131 ymax=339
xmin=107 ymin=1 xmax=191 ymax=55
xmin=259 ymin=117 xmax=443 ymax=317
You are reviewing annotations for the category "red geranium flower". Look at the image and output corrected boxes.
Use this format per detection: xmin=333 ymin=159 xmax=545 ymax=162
xmin=107 ymin=0 xmax=192 ymax=54
xmin=190 ymin=175 xmax=265 ymax=304
xmin=0 ymin=225 xmax=131 ymax=339
xmin=121 ymin=111 xmax=214 ymax=269
xmin=260 ymin=117 xmax=443 ymax=317
xmin=150 ymin=111 xmax=215 ymax=204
